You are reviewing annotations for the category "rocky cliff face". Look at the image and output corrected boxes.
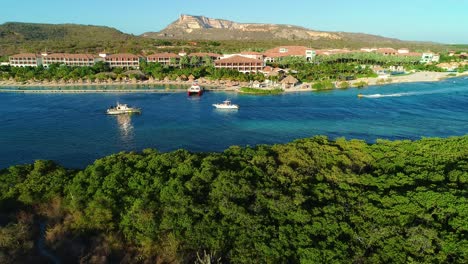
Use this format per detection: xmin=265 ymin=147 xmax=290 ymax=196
xmin=143 ymin=14 xmax=342 ymax=40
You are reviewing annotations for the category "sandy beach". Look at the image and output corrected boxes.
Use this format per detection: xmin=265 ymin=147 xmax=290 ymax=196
xmin=0 ymin=71 xmax=467 ymax=93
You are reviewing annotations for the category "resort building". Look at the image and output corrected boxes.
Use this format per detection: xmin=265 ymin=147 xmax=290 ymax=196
xmin=104 ymin=53 xmax=140 ymax=68
xmin=146 ymin=53 xmax=180 ymax=65
xmin=9 ymin=53 xmax=41 ymax=67
xmin=263 ymin=46 xmax=316 ymax=62
xmin=41 ymin=53 xmax=95 ymax=67
xmin=420 ymin=52 xmax=440 ymax=63
xmin=214 ymin=55 xmax=265 ymax=73
xmin=397 ymin=48 xmax=410 ymax=54
xmin=376 ymin=48 xmax=398 ymax=56
xmin=360 ymin=47 xmax=377 ymax=52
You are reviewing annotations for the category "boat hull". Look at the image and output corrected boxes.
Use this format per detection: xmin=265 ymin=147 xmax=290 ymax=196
xmin=188 ymin=90 xmax=203 ymax=96
xmin=212 ymin=104 xmax=239 ymax=109
xmin=106 ymin=110 xmax=141 ymax=115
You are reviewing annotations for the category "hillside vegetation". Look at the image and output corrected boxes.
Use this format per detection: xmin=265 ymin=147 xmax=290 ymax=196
xmin=0 ymin=21 xmax=457 ymax=61
xmin=1 ymin=136 xmax=468 ymax=263
xmin=0 ymin=22 xmax=159 ymax=57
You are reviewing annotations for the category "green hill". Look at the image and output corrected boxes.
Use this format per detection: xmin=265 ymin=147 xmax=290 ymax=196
xmin=0 ymin=22 xmax=156 ymax=57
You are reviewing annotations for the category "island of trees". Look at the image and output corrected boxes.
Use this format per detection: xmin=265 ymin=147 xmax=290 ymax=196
xmin=1 ymin=135 xmax=467 ymax=263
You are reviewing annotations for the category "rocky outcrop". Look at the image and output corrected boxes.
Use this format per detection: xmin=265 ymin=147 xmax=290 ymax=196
xmin=143 ymin=14 xmax=342 ymax=40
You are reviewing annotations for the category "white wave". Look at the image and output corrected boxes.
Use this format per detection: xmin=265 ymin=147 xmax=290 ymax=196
xmin=361 ymin=93 xmax=410 ymax=98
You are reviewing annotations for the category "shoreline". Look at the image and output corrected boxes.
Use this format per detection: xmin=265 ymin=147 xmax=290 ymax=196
xmin=0 ymin=71 xmax=467 ymax=94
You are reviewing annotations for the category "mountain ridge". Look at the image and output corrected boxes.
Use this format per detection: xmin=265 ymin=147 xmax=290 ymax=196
xmin=143 ymin=14 xmax=345 ymax=41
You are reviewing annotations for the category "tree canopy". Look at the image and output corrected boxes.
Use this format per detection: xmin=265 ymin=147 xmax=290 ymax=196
xmin=1 ymin=136 xmax=468 ymax=263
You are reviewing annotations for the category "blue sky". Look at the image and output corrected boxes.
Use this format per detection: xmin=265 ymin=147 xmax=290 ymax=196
xmin=2 ymin=0 xmax=467 ymax=43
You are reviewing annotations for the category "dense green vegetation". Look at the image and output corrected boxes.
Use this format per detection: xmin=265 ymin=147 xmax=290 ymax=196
xmin=1 ymin=136 xmax=468 ymax=263
xmin=0 ymin=61 xmax=267 ymax=84
xmin=238 ymin=87 xmax=283 ymax=94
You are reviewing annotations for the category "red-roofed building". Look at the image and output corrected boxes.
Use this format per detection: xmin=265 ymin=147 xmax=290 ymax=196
xmin=9 ymin=53 xmax=41 ymax=67
xmin=376 ymin=48 xmax=398 ymax=56
xmin=264 ymin=46 xmax=316 ymax=62
xmin=42 ymin=53 xmax=96 ymax=67
xmin=214 ymin=55 xmax=265 ymax=73
xmin=147 ymin=53 xmax=180 ymax=65
xmin=104 ymin=53 xmax=140 ymax=68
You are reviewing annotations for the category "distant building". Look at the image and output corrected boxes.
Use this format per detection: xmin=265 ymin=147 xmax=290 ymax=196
xmin=316 ymin=49 xmax=353 ymax=56
xmin=397 ymin=48 xmax=410 ymax=54
xmin=360 ymin=47 xmax=377 ymax=52
xmin=420 ymin=52 xmax=440 ymax=63
xmin=263 ymin=46 xmax=316 ymax=62
xmin=376 ymin=48 xmax=398 ymax=56
xmin=9 ymin=53 xmax=41 ymax=67
xmin=104 ymin=53 xmax=140 ymax=68
xmin=147 ymin=53 xmax=180 ymax=65
xmin=214 ymin=55 xmax=265 ymax=73
xmin=42 ymin=53 xmax=95 ymax=67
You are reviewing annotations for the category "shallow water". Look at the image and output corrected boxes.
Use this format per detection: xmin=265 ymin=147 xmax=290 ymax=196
xmin=1 ymin=78 xmax=467 ymax=168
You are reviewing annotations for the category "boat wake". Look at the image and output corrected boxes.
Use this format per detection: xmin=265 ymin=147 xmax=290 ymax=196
xmin=359 ymin=86 xmax=466 ymax=98
xmin=360 ymin=92 xmax=414 ymax=98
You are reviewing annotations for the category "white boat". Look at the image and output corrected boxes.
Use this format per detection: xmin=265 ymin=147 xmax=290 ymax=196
xmin=212 ymin=100 xmax=239 ymax=109
xmin=187 ymin=82 xmax=203 ymax=96
xmin=106 ymin=102 xmax=141 ymax=115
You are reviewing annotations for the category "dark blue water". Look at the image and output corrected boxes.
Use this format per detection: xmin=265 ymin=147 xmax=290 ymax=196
xmin=1 ymin=77 xmax=467 ymax=168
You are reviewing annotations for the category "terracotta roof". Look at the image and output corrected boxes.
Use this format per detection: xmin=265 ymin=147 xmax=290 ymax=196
xmin=189 ymin=52 xmax=221 ymax=58
xmin=44 ymin=53 xmax=95 ymax=59
xmin=147 ymin=53 xmax=180 ymax=59
xmin=215 ymin=55 xmax=263 ymax=64
xmin=281 ymin=75 xmax=298 ymax=84
xmin=9 ymin=53 xmax=39 ymax=58
xmin=264 ymin=46 xmax=313 ymax=58
xmin=106 ymin=53 xmax=140 ymax=59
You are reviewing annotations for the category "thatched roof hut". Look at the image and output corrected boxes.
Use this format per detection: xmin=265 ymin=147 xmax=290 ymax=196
xmin=281 ymin=75 xmax=298 ymax=85
xmin=163 ymin=76 xmax=170 ymax=82
xmin=180 ymin=74 xmax=188 ymax=81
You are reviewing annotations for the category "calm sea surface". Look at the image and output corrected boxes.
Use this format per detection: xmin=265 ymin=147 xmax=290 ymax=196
xmin=1 ymin=77 xmax=467 ymax=168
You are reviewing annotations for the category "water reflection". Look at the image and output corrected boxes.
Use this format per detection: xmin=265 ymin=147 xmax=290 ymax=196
xmin=115 ymin=114 xmax=134 ymax=143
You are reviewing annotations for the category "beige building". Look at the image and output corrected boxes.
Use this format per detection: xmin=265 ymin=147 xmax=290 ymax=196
xmin=147 ymin=53 xmax=180 ymax=65
xmin=9 ymin=53 xmax=41 ymax=67
xmin=214 ymin=55 xmax=265 ymax=73
xmin=42 ymin=53 xmax=95 ymax=67
xmin=264 ymin=46 xmax=316 ymax=62
xmin=104 ymin=53 xmax=140 ymax=68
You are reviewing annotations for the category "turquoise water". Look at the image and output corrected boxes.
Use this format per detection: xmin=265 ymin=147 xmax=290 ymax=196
xmin=1 ymin=77 xmax=467 ymax=168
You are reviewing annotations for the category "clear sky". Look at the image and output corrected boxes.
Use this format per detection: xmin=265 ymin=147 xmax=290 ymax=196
xmin=2 ymin=0 xmax=467 ymax=44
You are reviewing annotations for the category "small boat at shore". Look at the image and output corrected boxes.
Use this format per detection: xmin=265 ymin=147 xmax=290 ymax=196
xmin=213 ymin=100 xmax=239 ymax=109
xmin=188 ymin=82 xmax=203 ymax=96
xmin=106 ymin=102 xmax=141 ymax=115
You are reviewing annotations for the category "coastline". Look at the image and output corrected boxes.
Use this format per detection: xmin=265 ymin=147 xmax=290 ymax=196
xmin=0 ymin=71 xmax=467 ymax=94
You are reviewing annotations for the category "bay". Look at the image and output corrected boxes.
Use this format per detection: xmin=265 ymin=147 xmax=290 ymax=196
xmin=1 ymin=77 xmax=467 ymax=168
